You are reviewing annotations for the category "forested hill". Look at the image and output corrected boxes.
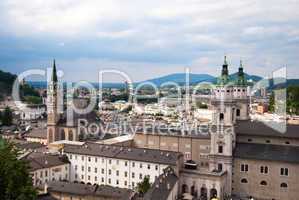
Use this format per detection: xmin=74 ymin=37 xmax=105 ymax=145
xmin=0 ymin=70 xmax=17 ymax=96
xmin=0 ymin=70 xmax=41 ymax=103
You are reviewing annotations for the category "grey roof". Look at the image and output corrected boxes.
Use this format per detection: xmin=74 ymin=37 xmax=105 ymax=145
xmin=26 ymin=128 xmax=47 ymax=139
xmin=144 ymin=167 xmax=178 ymax=200
xmin=57 ymin=111 xmax=99 ymax=127
xmin=46 ymin=181 xmax=134 ymax=200
xmin=235 ymin=120 xmax=299 ymax=139
xmin=234 ymin=142 xmax=299 ymax=163
xmin=25 ymin=154 xmax=70 ymax=171
xmin=64 ymin=142 xmax=182 ymax=166
xmin=16 ymin=142 xmax=45 ymax=150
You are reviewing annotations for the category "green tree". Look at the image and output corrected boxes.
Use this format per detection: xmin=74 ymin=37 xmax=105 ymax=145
xmin=2 ymin=107 xmax=13 ymax=126
xmin=268 ymin=92 xmax=275 ymax=113
xmin=137 ymin=176 xmax=151 ymax=196
xmin=0 ymin=138 xmax=37 ymax=200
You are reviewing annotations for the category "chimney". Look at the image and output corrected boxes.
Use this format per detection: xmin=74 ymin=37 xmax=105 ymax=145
xmin=167 ymin=183 xmax=170 ymax=190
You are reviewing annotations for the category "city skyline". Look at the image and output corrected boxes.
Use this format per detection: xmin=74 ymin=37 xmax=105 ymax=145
xmin=0 ymin=0 xmax=299 ymax=82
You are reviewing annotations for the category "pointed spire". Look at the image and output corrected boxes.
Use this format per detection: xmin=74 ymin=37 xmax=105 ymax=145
xmin=239 ymin=60 xmax=243 ymax=69
xmin=224 ymin=55 xmax=228 ymax=65
xmin=52 ymin=59 xmax=58 ymax=82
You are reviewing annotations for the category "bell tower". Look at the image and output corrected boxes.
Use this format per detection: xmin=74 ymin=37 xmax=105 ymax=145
xmin=234 ymin=60 xmax=249 ymax=120
xmin=47 ymin=60 xmax=60 ymax=144
xmin=210 ymin=56 xmax=235 ymax=197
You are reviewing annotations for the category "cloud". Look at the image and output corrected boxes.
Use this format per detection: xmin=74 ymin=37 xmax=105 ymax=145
xmin=0 ymin=0 xmax=298 ymax=81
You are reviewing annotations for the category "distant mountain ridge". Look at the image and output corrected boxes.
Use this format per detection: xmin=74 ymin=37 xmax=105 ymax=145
xmin=26 ymin=73 xmax=299 ymax=88
xmin=139 ymin=73 xmax=216 ymax=86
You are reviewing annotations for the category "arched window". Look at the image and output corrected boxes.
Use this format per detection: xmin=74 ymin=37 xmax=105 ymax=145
xmin=260 ymin=180 xmax=267 ymax=186
xmin=60 ymin=129 xmax=65 ymax=140
xmin=241 ymin=178 xmax=248 ymax=183
xmin=280 ymin=183 xmax=288 ymax=188
xmin=69 ymin=130 xmax=73 ymax=141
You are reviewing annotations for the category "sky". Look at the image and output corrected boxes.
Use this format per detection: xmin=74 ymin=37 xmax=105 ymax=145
xmin=0 ymin=0 xmax=299 ymax=82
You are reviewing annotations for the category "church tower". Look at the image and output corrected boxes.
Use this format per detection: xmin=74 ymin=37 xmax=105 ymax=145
xmin=234 ymin=60 xmax=249 ymax=120
xmin=47 ymin=60 xmax=60 ymax=144
xmin=210 ymin=56 xmax=236 ymax=197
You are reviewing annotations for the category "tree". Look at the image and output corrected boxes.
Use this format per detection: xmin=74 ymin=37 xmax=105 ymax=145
xmin=268 ymin=92 xmax=275 ymax=113
xmin=2 ymin=107 xmax=13 ymax=126
xmin=0 ymin=138 xmax=37 ymax=200
xmin=137 ymin=176 xmax=151 ymax=196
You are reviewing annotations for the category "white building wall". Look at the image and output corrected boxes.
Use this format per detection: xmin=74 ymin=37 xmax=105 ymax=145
xmin=66 ymin=153 xmax=170 ymax=189
xmin=31 ymin=164 xmax=69 ymax=186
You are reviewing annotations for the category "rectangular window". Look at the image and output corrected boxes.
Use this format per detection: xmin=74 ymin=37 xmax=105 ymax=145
xmin=132 ymin=172 xmax=135 ymax=178
xmin=109 ymin=159 xmax=112 ymax=164
xmin=260 ymin=166 xmax=268 ymax=174
xmin=148 ymin=164 xmax=151 ymax=169
xmin=94 ymin=168 xmax=97 ymax=173
xmin=116 ymin=170 xmax=119 ymax=176
xmin=125 ymin=171 xmax=128 ymax=177
xmin=139 ymin=174 xmax=142 ymax=180
xmin=241 ymin=164 xmax=249 ymax=172
xmin=155 ymin=165 xmax=158 ymax=170
xmin=281 ymin=168 xmax=289 ymax=176
xmin=101 ymin=169 xmax=104 ymax=174
xmin=218 ymin=145 xmax=223 ymax=153
xmin=82 ymin=166 xmax=84 ymax=171
xmin=102 ymin=177 xmax=104 ymax=183
xmin=108 ymin=169 xmax=111 ymax=175
xmin=88 ymin=167 xmax=91 ymax=172
xmin=140 ymin=163 xmax=143 ymax=168
xmin=88 ymin=157 xmax=91 ymax=162
xmin=125 ymin=161 xmax=128 ymax=166
xmin=95 ymin=158 xmax=97 ymax=162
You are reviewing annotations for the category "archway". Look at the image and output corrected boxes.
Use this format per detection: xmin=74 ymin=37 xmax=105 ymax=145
xmin=60 ymin=129 xmax=65 ymax=140
xmin=210 ymin=188 xmax=217 ymax=199
xmin=182 ymin=184 xmax=188 ymax=193
xmin=191 ymin=185 xmax=197 ymax=197
xmin=200 ymin=187 xmax=207 ymax=200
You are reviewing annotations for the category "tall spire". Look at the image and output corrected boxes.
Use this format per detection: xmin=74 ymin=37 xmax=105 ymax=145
xmin=52 ymin=59 xmax=58 ymax=82
xmin=224 ymin=55 xmax=228 ymax=65
xmin=237 ymin=60 xmax=246 ymax=85
xmin=218 ymin=56 xmax=229 ymax=85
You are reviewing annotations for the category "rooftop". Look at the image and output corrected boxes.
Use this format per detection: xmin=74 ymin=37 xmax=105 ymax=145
xmin=25 ymin=128 xmax=47 ymax=139
xmin=235 ymin=120 xmax=299 ymax=139
xmin=234 ymin=142 xmax=299 ymax=164
xmin=64 ymin=142 xmax=182 ymax=166
xmin=24 ymin=154 xmax=70 ymax=171
xmin=43 ymin=181 xmax=134 ymax=200
xmin=144 ymin=167 xmax=178 ymax=200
